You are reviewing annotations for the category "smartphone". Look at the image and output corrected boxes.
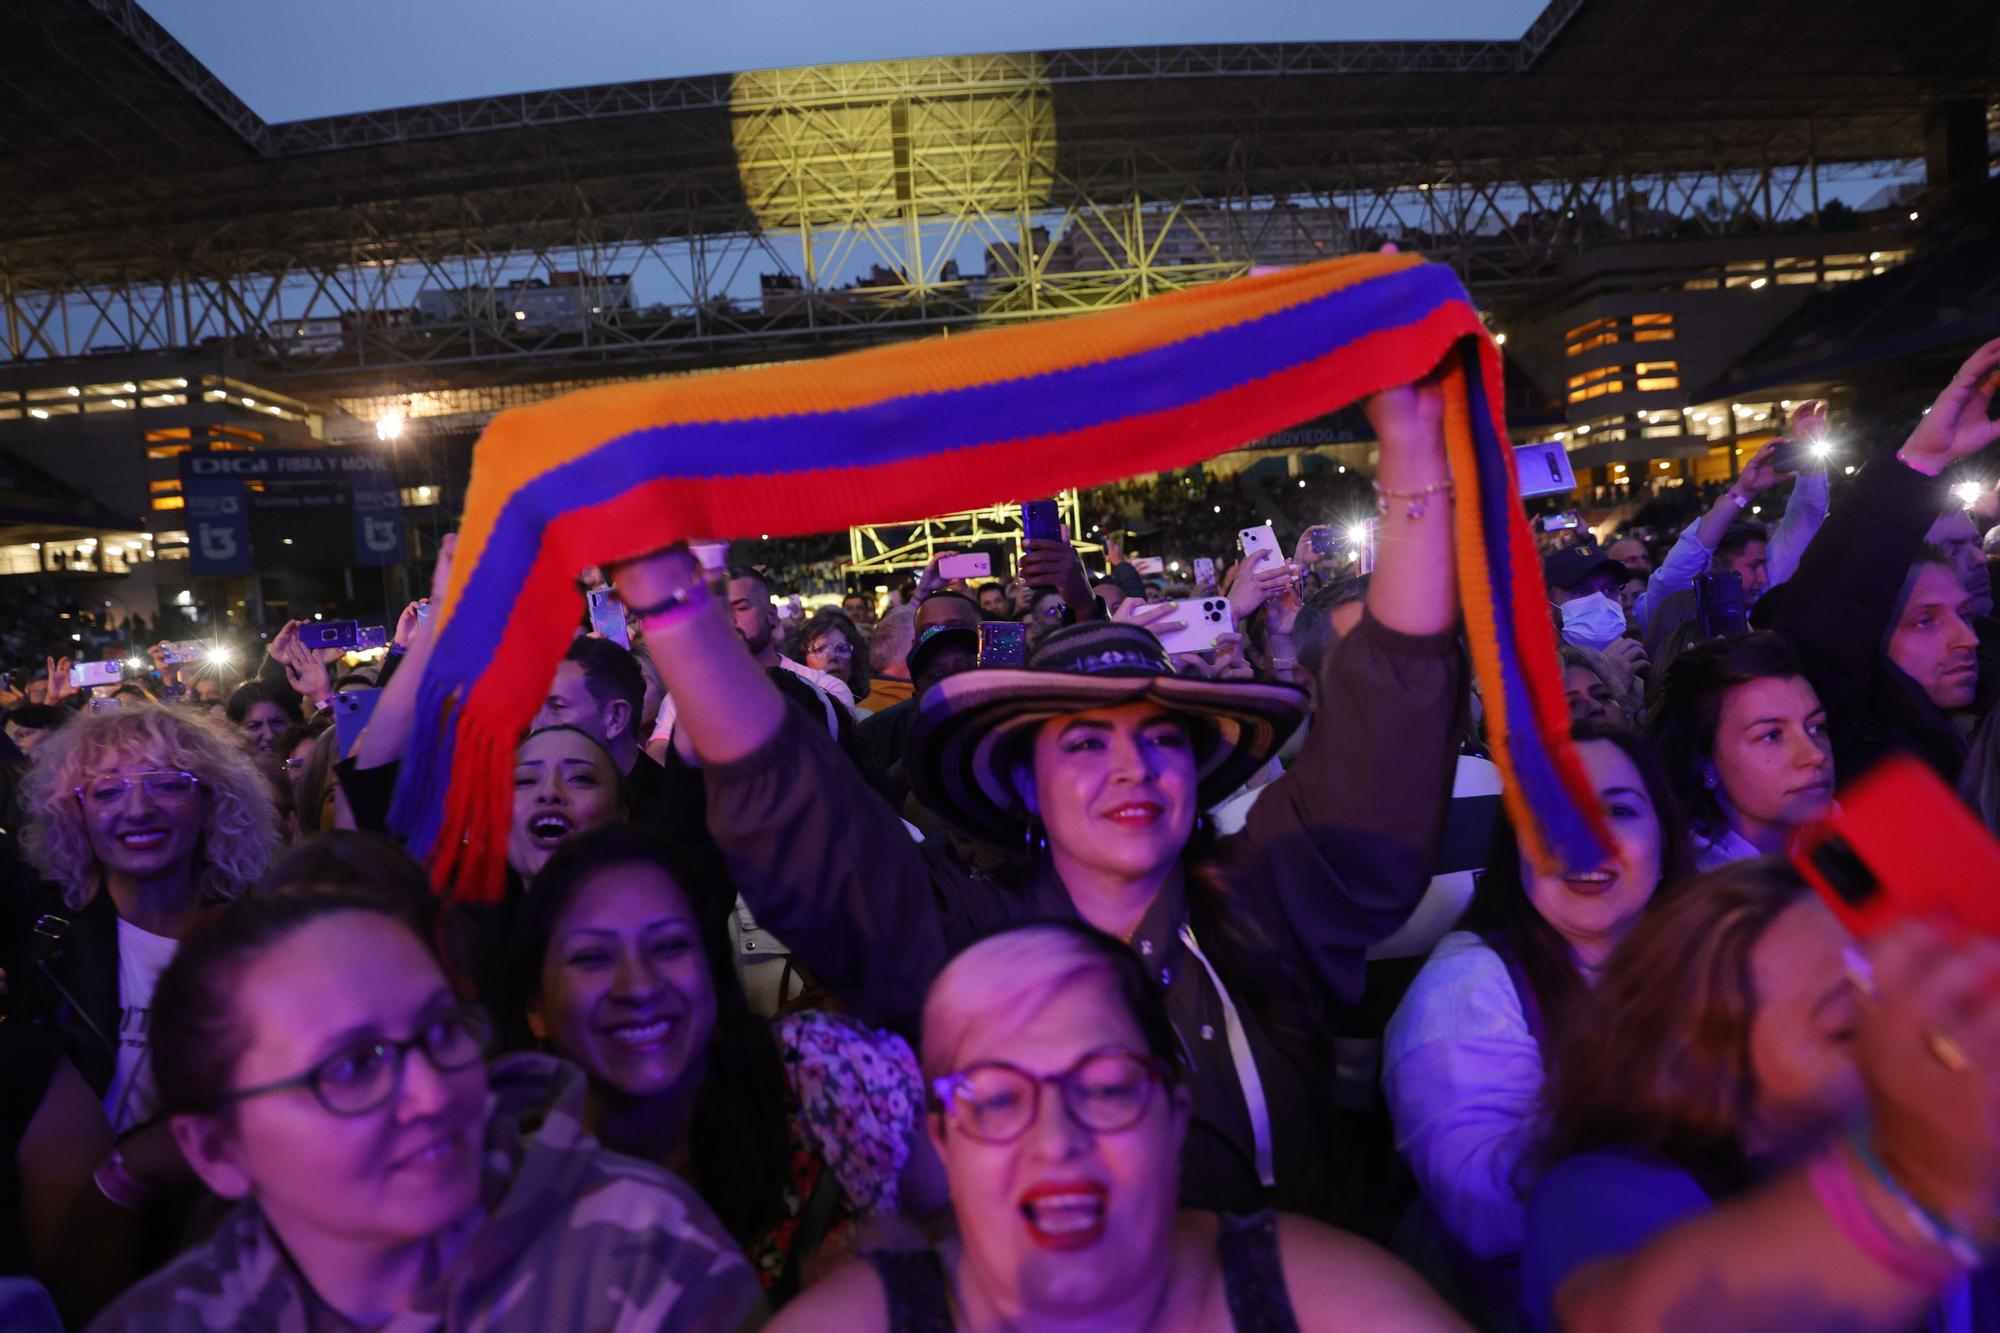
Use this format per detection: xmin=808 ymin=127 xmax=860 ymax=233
xmin=1238 ymin=524 xmax=1283 ymax=569
xmin=414 ymin=601 xmax=431 ymax=625
xmin=160 ymin=640 xmax=207 ymax=665
xmin=356 ymin=625 xmax=389 ymax=651
xmin=1769 ymin=439 xmax=1830 ymax=474
xmin=1515 ymin=441 xmax=1578 ymax=498
xmin=1193 ymin=557 xmax=1217 ymax=586
xmin=1355 ymin=518 xmax=1379 ymax=576
xmin=88 ymin=696 xmax=122 ymax=712
xmin=586 ymin=586 xmax=630 ymax=648
xmin=1539 ymin=511 xmax=1582 ymax=532
xmin=938 ymin=553 xmax=992 ymax=581
xmin=1131 ymin=556 xmax=1166 ymax=576
xmin=1153 ymin=598 xmax=1235 ymax=656
xmin=1791 ymin=755 xmax=2000 ymax=941
xmin=1021 ymin=499 xmax=1063 ymax=544
xmin=69 ymin=660 xmax=122 ymax=689
xmin=298 ymin=619 xmax=360 ymax=651
xmin=1308 ymin=528 xmax=1336 ymax=555
xmin=1696 ymin=570 xmax=1749 ymax=639
xmin=977 ymin=621 xmax=1027 ymax=667
xmin=331 ymin=688 xmax=384 ymax=756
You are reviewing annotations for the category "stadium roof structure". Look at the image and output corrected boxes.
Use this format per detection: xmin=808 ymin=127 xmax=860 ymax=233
xmin=1 ymin=0 xmax=1994 ymax=411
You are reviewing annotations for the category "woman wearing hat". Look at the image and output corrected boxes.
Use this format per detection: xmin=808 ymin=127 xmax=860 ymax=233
xmin=612 ymin=381 xmax=1465 ymax=1217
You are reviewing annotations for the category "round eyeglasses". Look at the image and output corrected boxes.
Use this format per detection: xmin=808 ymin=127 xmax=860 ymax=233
xmin=930 ymin=1047 xmax=1170 ymax=1144
xmin=74 ymin=770 xmax=202 ymax=810
xmin=211 ymin=1005 xmax=490 ymax=1117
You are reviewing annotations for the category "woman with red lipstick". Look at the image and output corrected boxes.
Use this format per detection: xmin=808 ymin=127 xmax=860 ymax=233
xmin=1646 ymin=633 xmax=1835 ymax=871
xmin=614 ymin=381 xmax=1467 ymax=1218
xmin=1381 ymin=725 xmax=1688 ymax=1304
xmin=10 ymin=704 xmax=276 ymax=1136
xmin=770 ymin=923 xmax=1465 ymax=1331
xmin=89 ymin=887 xmax=764 ymax=1331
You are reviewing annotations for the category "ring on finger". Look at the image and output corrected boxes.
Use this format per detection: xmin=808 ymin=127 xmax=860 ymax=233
xmin=1927 ymin=1029 xmax=1973 ymax=1075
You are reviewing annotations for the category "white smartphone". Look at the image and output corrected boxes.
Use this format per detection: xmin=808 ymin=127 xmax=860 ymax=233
xmin=70 ymin=660 xmax=123 ymax=689
xmin=1130 ymin=556 xmax=1165 ymax=576
xmin=1515 ymin=442 xmax=1578 ymax=498
xmin=937 ymin=553 xmax=992 ymax=580
xmin=1153 ymin=598 xmax=1235 ymax=657
xmin=1193 ymin=557 xmax=1217 ymax=586
xmin=1238 ymin=524 xmax=1283 ymax=569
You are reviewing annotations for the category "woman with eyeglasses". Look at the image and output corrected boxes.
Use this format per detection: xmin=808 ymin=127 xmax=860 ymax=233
xmin=770 ymin=923 xmax=1465 ymax=1331
xmin=800 ymin=608 xmax=872 ymax=710
xmin=9 ymin=704 xmax=275 ymax=1140
xmin=88 ymin=887 xmax=765 ymax=1331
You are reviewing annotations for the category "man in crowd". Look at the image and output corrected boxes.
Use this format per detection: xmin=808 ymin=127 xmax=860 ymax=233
xmin=864 ymin=609 xmax=917 ymax=709
xmin=3 ymin=703 xmax=63 ymax=760
xmin=975 ymin=582 xmax=1008 ymax=617
xmin=855 ymin=590 xmax=981 ymax=788
xmin=536 ymin=635 xmax=663 ymax=815
xmin=841 ymin=590 xmax=877 ymax=628
xmin=1606 ymin=535 xmax=1653 ymax=576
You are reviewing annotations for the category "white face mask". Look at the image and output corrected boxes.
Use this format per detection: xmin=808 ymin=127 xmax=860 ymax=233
xmin=1561 ymin=592 xmax=1627 ymax=652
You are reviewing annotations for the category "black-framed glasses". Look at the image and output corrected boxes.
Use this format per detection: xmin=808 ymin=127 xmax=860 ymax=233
xmin=211 ymin=1005 xmax=490 ymax=1117
xmin=929 ymin=1047 xmax=1170 ymax=1144
xmin=73 ymin=769 xmax=202 ymax=810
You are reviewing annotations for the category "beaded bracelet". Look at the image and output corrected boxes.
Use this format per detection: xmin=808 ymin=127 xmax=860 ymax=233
xmin=1371 ymin=479 xmax=1455 ymax=520
xmin=1848 ymin=1130 xmax=1988 ymax=1269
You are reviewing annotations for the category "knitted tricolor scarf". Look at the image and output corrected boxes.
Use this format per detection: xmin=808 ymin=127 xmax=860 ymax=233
xmin=390 ymin=252 xmax=1609 ymax=900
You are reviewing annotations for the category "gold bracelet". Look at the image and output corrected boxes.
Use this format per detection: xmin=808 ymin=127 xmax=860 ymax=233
xmin=1372 ymin=479 xmax=1456 ymax=520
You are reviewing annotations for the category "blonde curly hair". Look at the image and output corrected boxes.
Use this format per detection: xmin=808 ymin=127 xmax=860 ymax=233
xmin=21 ymin=702 xmax=278 ymax=911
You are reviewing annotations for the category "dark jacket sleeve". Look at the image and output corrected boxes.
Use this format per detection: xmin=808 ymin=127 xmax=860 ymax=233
xmin=1112 ymin=561 xmax=1146 ymax=598
xmin=1221 ymin=612 xmax=1465 ymax=1006
xmin=1761 ymin=457 xmax=1942 ymax=748
xmin=700 ymin=710 xmax=964 ymax=1029
xmin=373 ymin=647 xmax=405 ymax=691
xmin=334 ymin=756 xmax=399 ymax=835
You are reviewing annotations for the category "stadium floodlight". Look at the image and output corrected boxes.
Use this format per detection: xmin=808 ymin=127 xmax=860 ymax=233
xmin=375 ymin=412 xmax=405 ymax=442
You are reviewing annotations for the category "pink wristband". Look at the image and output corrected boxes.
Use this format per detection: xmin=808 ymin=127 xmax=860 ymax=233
xmin=1806 ymin=1146 xmax=1963 ymax=1289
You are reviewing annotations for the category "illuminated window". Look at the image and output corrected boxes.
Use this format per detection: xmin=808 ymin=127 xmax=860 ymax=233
xmin=1632 ymin=313 xmax=1675 ymax=343
xmin=148 ymin=480 xmax=183 ymax=495
xmin=151 ymin=496 xmax=186 ymax=511
xmin=1635 ymin=361 xmax=1681 ymax=391
xmin=145 ymin=443 xmax=192 ymax=460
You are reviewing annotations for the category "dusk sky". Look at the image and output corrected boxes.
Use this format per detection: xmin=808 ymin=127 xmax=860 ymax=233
xmin=139 ymin=0 xmax=1548 ymax=122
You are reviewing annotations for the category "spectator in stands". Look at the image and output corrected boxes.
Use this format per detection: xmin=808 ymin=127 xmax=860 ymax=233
xmin=1758 ymin=338 xmax=2000 ymax=781
xmin=1926 ymin=507 xmax=1994 ymax=620
xmin=8 ymin=704 xmax=276 ymax=1145
xmin=1628 ymin=441 xmax=1825 ymax=632
xmin=1558 ymin=646 xmax=1622 ymax=728
xmin=225 ymin=680 xmax=297 ymax=756
xmin=841 ymin=590 xmax=877 ymax=628
xmin=865 ymin=608 xmax=917 ymax=710
xmin=772 ymin=923 xmax=1462 ymax=1332
xmin=510 ymin=826 xmax=939 ymax=1298
xmin=801 ymin=608 xmax=872 ymax=709
xmin=1605 ymin=536 xmax=1652 ymax=576
xmin=535 ymin=636 xmax=659 ymax=816
xmin=1523 ymin=860 xmax=2000 ymax=1333
xmin=1383 ymin=725 xmax=1686 ymax=1291
xmin=1646 ymin=633 xmax=1832 ymax=871
xmin=90 ymin=888 xmax=761 ymax=1330
xmin=3 ymin=703 xmax=64 ymax=759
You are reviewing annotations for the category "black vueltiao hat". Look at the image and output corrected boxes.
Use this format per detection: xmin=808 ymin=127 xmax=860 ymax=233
xmin=906 ymin=620 xmax=1308 ymax=844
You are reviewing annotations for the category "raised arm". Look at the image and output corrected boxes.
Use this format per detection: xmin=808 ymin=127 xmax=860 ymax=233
xmin=611 ymin=549 xmax=955 ymax=1026
xmin=1226 ymin=380 xmax=1466 ymax=1002
xmin=1630 ymin=444 xmax=1789 ymax=632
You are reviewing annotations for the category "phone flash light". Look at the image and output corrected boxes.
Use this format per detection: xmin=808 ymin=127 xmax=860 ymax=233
xmin=124 ymin=657 xmax=144 ymax=671
xmin=206 ymin=646 xmax=233 ymax=665
xmin=1953 ymin=481 xmax=1984 ymax=507
xmin=1345 ymin=524 xmax=1370 ymax=549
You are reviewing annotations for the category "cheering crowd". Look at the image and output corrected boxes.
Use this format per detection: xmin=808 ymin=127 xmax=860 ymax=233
xmin=0 ymin=337 xmax=1998 ymax=1331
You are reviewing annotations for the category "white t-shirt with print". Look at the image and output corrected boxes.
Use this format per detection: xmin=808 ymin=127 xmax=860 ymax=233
xmin=105 ymin=917 xmax=180 ymax=1133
